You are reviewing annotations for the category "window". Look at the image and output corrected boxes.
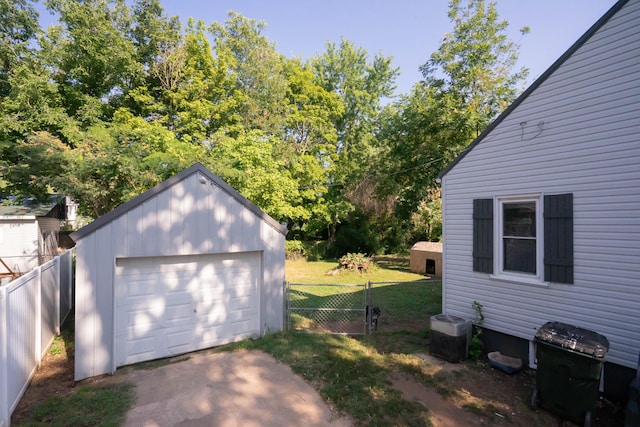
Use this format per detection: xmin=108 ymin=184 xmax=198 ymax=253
xmin=472 ymin=194 xmax=573 ymax=285
xmin=499 ymin=197 xmax=541 ymax=278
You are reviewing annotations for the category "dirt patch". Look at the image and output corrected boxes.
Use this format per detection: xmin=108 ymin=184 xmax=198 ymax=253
xmin=12 ymin=336 xmax=624 ymax=427
xmin=391 ymin=374 xmax=482 ymax=427
xmin=11 ymin=336 xmax=76 ymax=424
xmin=389 ymin=353 xmax=624 ymax=427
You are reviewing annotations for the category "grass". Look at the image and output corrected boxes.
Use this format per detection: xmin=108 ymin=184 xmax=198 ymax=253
xmin=250 ymin=256 xmax=442 ymax=425
xmin=286 ymin=258 xmax=428 ymax=284
xmin=19 ymin=383 xmax=135 ymax=427
xmin=15 ymin=316 xmax=135 ymax=427
xmin=19 ymin=256 xmax=442 ymax=427
xmin=287 ymin=257 xmax=441 ymax=333
xmin=223 ymin=331 xmax=434 ymax=427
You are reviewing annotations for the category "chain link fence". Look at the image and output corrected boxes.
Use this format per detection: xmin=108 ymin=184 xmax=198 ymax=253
xmin=368 ymin=281 xmax=441 ymax=332
xmin=287 ymin=283 xmax=367 ymax=334
xmin=286 ymin=280 xmax=441 ymax=335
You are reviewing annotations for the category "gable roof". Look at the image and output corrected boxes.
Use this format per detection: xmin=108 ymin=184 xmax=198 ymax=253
xmin=0 ymin=204 xmax=56 ymax=218
xmin=70 ymin=162 xmax=287 ymax=242
xmin=437 ymin=0 xmax=629 ymax=182
xmin=0 ymin=194 xmax=67 ymax=219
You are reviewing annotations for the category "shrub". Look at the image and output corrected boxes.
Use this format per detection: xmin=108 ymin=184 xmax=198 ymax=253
xmin=285 ymin=240 xmax=306 ymax=260
xmin=469 ymin=300 xmax=485 ymax=360
xmin=339 ymin=253 xmax=372 ymax=272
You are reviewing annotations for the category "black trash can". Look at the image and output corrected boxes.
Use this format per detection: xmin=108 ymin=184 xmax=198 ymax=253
xmin=531 ymin=321 xmax=609 ymax=427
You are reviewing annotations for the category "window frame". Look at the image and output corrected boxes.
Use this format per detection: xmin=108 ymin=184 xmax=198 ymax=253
xmin=492 ymin=194 xmax=547 ymax=286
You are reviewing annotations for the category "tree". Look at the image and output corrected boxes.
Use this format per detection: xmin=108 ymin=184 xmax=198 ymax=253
xmin=311 ymin=40 xmax=398 ymax=242
xmin=209 ymin=12 xmax=288 ymax=133
xmin=41 ymin=0 xmax=141 ymax=124
xmin=421 ymin=0 xmax=529 ymax=137
xmin=207 ymin=130 xmax=308 ymax=222
xmin=0 ymin=0 xmax=39 ymax=96
xmin=312 ymin=39 xmax=397 ymax=183
xmin=378 ymin=0 xmax=529 ymax=243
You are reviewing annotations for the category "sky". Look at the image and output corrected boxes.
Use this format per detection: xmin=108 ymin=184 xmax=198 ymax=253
xmin=36 ymin=0 xmax=617 ymax=97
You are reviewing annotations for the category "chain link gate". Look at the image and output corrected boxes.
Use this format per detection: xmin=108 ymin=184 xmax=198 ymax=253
xmin=286 ymin=280 xmax=439 ymax=335
xmin=286 ymin=282 xmax=368 ymax=335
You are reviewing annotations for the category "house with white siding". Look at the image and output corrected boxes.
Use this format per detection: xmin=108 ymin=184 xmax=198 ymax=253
xmin=437 ymin=0 xmax=639 ymax=401
xmin=0 ymin=196 xmax=73 ymax=280
xmin=70 ymin=163 xmax=286 ymax=381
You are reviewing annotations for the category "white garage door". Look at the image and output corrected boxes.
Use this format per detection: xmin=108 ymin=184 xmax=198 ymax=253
xmin=115 ymin=252 xmax=260 ymax=366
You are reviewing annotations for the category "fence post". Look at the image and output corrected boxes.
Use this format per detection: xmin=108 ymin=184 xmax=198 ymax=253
xmin=35 ymin=265 xmax=42 ymax=368
xmin=54 ymin=255 xmax=61 ymax=335
xmin=67 ymin=249 xmax=73 ymax=315
xmin=0 ymin=285 xmax=8 ymax=427
xmin=282 ymin=281 xmax=287 ymax=331
xmin=285 ymin=282 xmax=290 ymax=331
xmin=367 ymin=281 xmax=372 ymax=335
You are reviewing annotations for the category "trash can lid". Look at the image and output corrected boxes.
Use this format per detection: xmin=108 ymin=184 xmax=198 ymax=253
xmin=534 ymin=321 xmax=610 ymax=359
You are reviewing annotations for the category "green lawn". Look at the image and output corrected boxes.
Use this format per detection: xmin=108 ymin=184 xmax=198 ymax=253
xmin=19 ymin=257 xmax=444 ymax=427
xmin=286 ymin=257 xmax=442 ymax=334
xmin=286 ymin=258 xmax=428 ymax=284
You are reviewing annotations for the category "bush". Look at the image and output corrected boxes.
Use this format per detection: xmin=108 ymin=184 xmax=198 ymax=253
xmin=285 ymin=240 xmax=330 ymax=260
xmin=339 ymin=253 xmax=372 ymax=272
xmin=285 ymin=240 xmax=306 ymax=260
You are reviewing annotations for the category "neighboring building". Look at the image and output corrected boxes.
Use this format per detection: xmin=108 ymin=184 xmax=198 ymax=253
xmin=0 ymin=196 xmax=75 ymax=280
xmin=70 ymin=163 xmax=287 ymax=381
xmin=437 ymin=0 xmax=639 ymax=402
xmin=409 ymin=241 xmax=442 ymax=277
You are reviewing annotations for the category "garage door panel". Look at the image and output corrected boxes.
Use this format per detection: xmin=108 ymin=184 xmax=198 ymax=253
xmin=164 ymin=303 xmax=193 ymax=322
xmin=196 ymin=308 xmax=232 ymax=327
xmin=127 ymin=337 xmax=156 ymax=361
xmin=116 ymin=252 xmax=260 ymax=366
xmin=166 ymin=330 xmax=191 ymax=349
xmin=232 ymin=319 xmax=254 ymax=335
xmin=125 ymin=279 xmax=162 ymax=297
xmin=231 ymin=296 xmax=254 ymax=310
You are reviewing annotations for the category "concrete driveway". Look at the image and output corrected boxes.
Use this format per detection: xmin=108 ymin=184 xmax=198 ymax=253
xmin=122 ymin=350 xmax=352 ymax=427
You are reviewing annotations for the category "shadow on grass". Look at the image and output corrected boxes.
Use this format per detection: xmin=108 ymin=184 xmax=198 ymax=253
xmin=372 ymin=255 xmax=413 ymax=273
xmin=288 ymin=280 xmax=441 ymax=334
xmin=21 ymin=382 xmax=135 ymax=427
xmin=224 ymin=331 xmax=433 ymax=427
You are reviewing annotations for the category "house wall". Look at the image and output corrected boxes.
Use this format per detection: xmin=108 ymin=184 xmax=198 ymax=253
xmin=74 ymin=170 xmax=285 ymax=380
xmin=0 ymin=218 xmax=39 ymax=275
xmin=441 ymin=0 xmax=640 ymax=372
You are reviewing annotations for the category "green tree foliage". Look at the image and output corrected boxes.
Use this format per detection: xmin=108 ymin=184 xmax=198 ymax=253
xmin=311 ymin=40 xmax=398 ymax=245
xmin=0 ymin=0 xmax=39 ymax=96
xmin=42 ymin=0 xmax=140 ymax=124
xmin=207 ymin=130 xmax=308 ymax=222
xmin=0 ymin=0 xmax=528 ymax=257
xmin=210 ymin=12 xmax=288 ymax=133
xmin=378 ymin=0 xmax=528 ymax=243
xmin=312 ymin=39 xmax=397 ymax=185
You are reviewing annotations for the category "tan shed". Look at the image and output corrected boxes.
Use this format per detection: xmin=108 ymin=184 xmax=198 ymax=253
xmin=410 ymin=242 xmax=442 ymax=277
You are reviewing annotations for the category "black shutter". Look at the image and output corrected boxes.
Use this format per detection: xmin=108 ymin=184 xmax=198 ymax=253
xmin=473 ymin=199 xmax=493 ymax=273
xmin=544 ymin=193 xmax=573 ymax=283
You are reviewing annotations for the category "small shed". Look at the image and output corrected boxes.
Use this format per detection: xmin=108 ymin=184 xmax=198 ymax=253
xmin=0 ymin=196 xmax=73 ymax=279
xmin=70 ymin=163 xmax=287 ymax=381
xmin=409 ymin=242 xmax=442 ymax=277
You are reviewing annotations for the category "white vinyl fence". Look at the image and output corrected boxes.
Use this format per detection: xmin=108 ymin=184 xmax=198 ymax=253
xmin=0 ymin=249 xmax=73 ymax=427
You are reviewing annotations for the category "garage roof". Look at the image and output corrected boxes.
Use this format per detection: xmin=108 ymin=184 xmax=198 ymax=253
xmin=70 ymin=163 xmax=287 ymax=242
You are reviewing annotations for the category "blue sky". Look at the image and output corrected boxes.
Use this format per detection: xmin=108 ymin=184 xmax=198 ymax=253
xmin=36 ymin=0 xmax=616 ymax=97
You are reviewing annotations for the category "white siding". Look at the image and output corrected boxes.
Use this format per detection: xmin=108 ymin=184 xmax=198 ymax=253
xmin=441 ymin=0 xmax=640 ymax=369
xmin=0 ymin=219 xmax=39 ymax=274
xmin=74 ymin=168 xmax=285 ymax=380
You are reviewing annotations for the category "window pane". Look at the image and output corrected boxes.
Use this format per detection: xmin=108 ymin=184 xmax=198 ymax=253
xmin=503 ymin=202 xmax=536 ymax=237
xmin=503 ymin=238 xmax=536 ymax=274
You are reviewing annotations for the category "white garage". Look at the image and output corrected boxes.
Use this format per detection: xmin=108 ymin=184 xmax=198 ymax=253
xmin=71 ymin=163 xmax=286 ymax=381
xmin=115 ymin=252 xmax=260 ymax=366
